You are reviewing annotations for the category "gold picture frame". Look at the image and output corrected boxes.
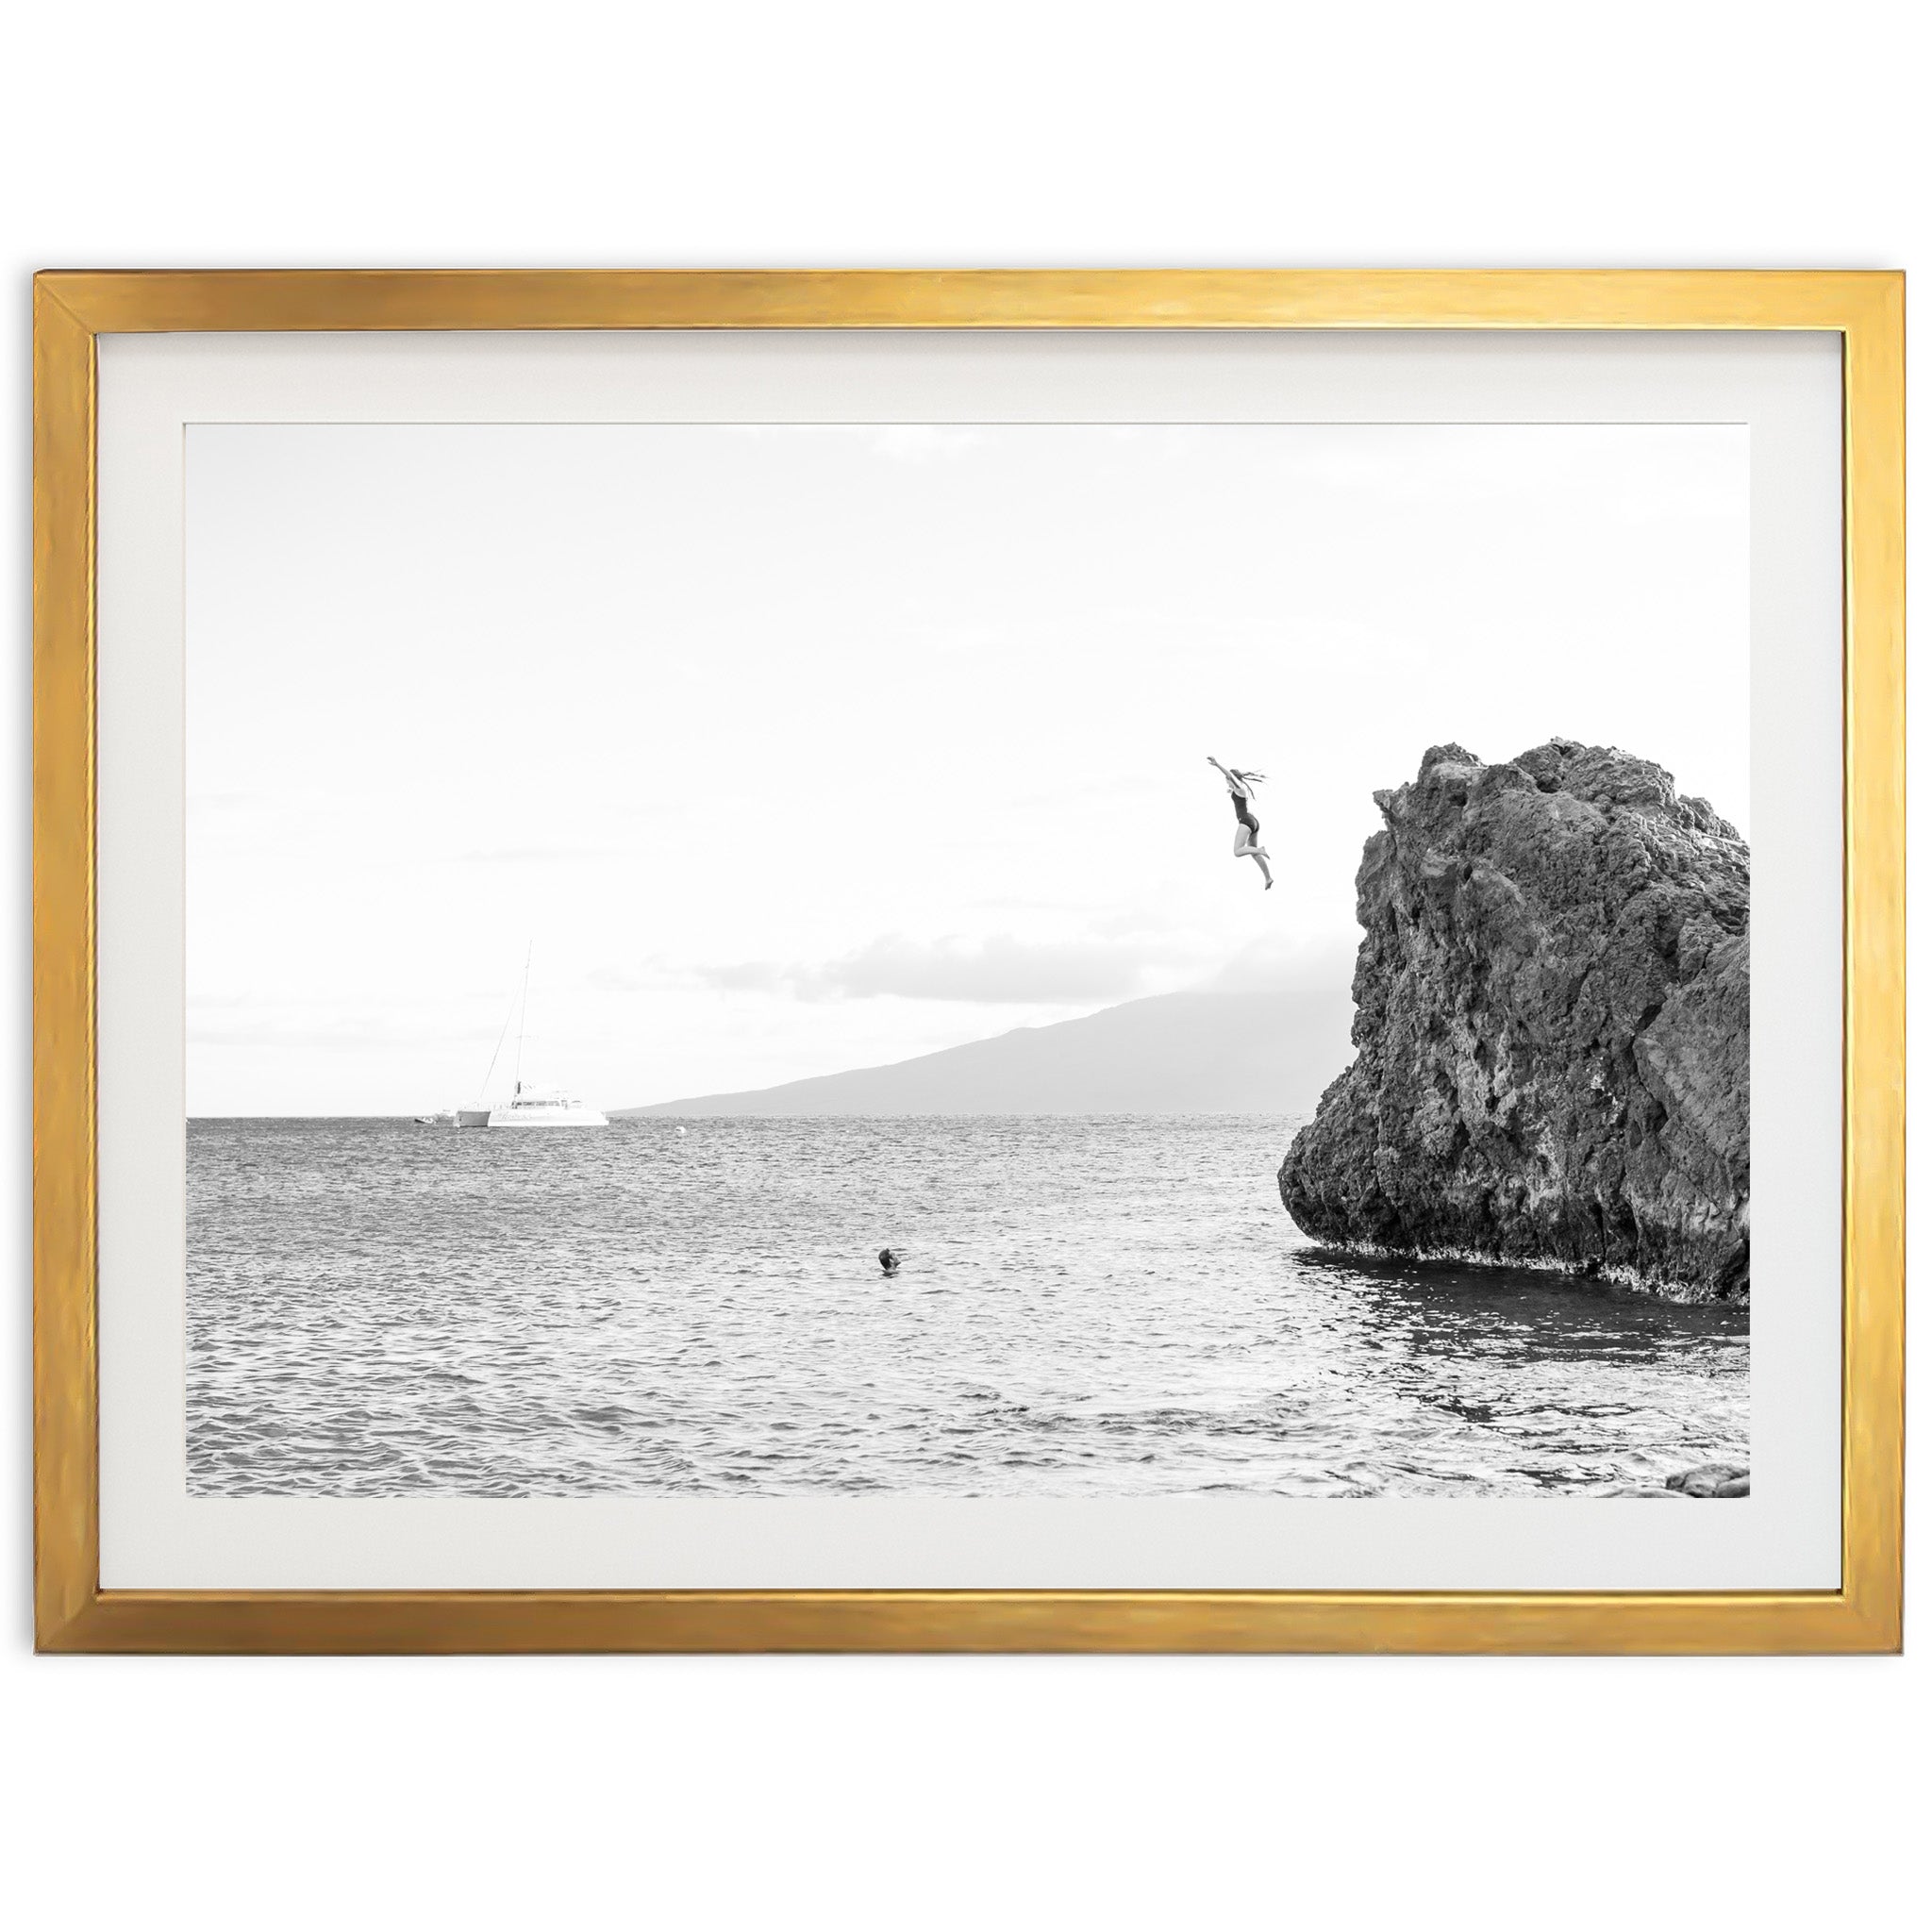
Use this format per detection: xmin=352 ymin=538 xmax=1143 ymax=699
xmin=33 ymin=270 xmax=1904 ymax=1654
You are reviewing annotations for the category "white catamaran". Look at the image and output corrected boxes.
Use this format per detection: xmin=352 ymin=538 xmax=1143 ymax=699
xmin=488 ymin=1082 xmax=608 ymax=1128
xmin=458 ymin=946 xmax=608 ymax=1128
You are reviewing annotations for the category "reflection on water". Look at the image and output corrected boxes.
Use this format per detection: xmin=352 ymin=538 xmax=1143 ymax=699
xmin=187 ymin=1116 xmax=1747 ymax=1498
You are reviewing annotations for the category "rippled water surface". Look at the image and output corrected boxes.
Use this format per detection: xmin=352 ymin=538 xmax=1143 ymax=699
xmin=188 ymin=1116 xmax=1748 ymax=1496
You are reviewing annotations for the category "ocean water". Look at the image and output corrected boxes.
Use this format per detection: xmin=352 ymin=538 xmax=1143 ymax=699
xmin=187 ymin=1116 xmax=1748 ymax=1498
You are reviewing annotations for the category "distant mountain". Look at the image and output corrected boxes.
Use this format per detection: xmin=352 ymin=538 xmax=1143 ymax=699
xmin=614 ymin=985 xmax=1356 ymax=1118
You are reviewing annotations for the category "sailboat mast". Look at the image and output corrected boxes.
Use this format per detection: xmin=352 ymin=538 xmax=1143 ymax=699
xmin=513 ymin=941 xmax=532 ymax=1094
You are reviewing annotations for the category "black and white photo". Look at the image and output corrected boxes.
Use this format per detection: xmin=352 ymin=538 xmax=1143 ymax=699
xmin=186 ymin=418 xmax=1752 ymax=1500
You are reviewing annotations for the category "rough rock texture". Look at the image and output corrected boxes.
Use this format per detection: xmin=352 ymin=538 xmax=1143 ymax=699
xmin=1279 ymin=741 xmax=1749 ymax=1299
xmin=1602 ymin=1464 xmax=1751 ymax=1499
xmin=1667 ymin=1463 xmax=1751 ymax=1498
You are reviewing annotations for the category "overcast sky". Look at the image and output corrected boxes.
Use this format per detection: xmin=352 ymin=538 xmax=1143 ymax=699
xmin=187 ymin=421 xmax=1748 ymax=1115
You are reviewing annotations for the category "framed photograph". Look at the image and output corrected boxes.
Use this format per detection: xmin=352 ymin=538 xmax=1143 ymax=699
xmin=33 ymin=271 xmax=1903 ymax=1653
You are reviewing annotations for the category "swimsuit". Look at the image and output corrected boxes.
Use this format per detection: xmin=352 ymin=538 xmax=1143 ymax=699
xmin=1230 ymin=791 xmax=1260 ymax=838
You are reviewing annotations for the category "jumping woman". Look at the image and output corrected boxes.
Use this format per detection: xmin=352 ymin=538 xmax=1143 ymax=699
xmin=1208 ymin=757 xmax=1274 ymax=889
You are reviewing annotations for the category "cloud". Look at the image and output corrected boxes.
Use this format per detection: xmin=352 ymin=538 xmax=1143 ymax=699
xmin=690 ymin=959 xmax=787 ymax=992
xmin=188 ymin=1008 xmax=475 ymax=1051
xmin=683 ymin=932 xmax=1179 ymax=1006
xmin=1207 ymin=933 xmax=1358 ymax=995
xmin=603 ymin=930 xmax=1355 ymax=1009
xmin=810 ymin=933 xmax=1149 ymax=1002
xmin=186 ymin=992 xmax=515 ymax=1052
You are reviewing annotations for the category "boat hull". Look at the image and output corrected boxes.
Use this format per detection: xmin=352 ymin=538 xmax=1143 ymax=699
xmin=486 ymin=1105 xmax=608 ymax=1127
xmin=456 ymin=1109 xmax=491 ymax=1128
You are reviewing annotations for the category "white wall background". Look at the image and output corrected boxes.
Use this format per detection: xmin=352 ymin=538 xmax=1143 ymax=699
xmin=3 ymin=3 xmax=1921 ymax=1925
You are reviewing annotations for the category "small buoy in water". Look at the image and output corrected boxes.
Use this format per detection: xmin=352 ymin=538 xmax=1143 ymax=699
xmin=675 ymin=1125 xmax=687 ymax=1136
xmin=878 ymin=1247 xmax=900 ymax=1275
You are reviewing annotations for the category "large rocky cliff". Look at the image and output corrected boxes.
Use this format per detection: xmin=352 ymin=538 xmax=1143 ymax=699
xmin=1279 ymin=741 xmax=1749 ymax=1299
